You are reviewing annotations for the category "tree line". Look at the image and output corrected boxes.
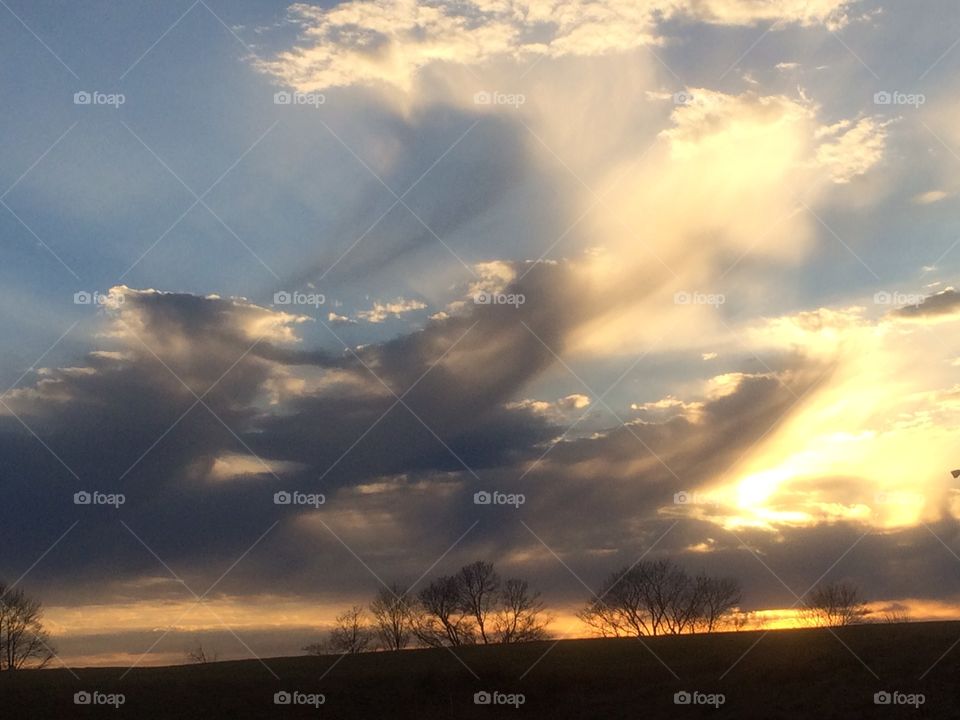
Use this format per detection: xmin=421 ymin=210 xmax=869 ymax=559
xmin=304 ymin=560 xmax=550 ymax=654
xmin=0 ymin=567 xmax=889 ymax=669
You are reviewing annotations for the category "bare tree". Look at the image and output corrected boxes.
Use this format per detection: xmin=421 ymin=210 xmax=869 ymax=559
xmin=578 ymin=565 xmax=653 ymax=637
xmin=803 ymin=581 xmax=869 ymax=627
xmin=730 ymin=610 xmax=763 ymax=632
xmin=877 ymin=605 xmax=910 ymax=624
xmin=415 ymin=575 xmax=475 ymax=647
xmin=657 ymin=562 xmax=701 ymax=635
xmin=185 ymin=640 xmax=217 ymax=664
xmin=579 ymin=561 xmax=742 ymax=637
xmin=328 ymin=606 xmax=373 ymax=654
xmin=494 ymin=579 xmax=550 ymax=643
xmin=302 ymin=641 xmax=326 ymax=656
xmin=370 ymin=583 xmax=414 ymax=651
xmin=0 ymin=584 xmax=55 ymax=671
xmin=696 ymin=576 xmax=742 ymax=632
xmin=457 ymin=561 xmax=500 ymax=644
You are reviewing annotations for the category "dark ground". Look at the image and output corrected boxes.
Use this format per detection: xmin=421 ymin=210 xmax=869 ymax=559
xmin=2 ymin=622 xmax=959 ymax=718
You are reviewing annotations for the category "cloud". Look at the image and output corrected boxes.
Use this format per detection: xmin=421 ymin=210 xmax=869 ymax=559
xmin=257 ymin=0 xmax=859 ymax=92
xmin=815 ymin=117 xmax=890 ymax=184
xmin=892 ymin=287 xmax=960 ymax=321
xmin=913 ymin=190 xmax=949 ymax=205
xmin=355 ymin=297 xmax=428 ymax=323
xmin=7 ymin=279 xmax=960 ymax=663
xmin=327 ymin=311 xmax=357 ymax=325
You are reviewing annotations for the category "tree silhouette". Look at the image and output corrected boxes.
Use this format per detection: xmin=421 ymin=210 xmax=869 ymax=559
xmin=578 ymin=561 xmax=740 ymax=637
xmin=369 ymin=583 xmax=414 ymax=651
xmin=802 ymin=581 xmax=869 ymax=627
xmin=457 ymin=561 xmax=500 ymax=644
xmin=327 ymin=606 xmax=374 ymax=654
xmin=413 ymin=561 xmax=550 ymax=646
xmin=0 ymin=583 xmax=55 ymax=671
xmin=415 ymin=575 xmax=475 ymax=647
xmin=494 ymin=579 xmax=550 ymax=643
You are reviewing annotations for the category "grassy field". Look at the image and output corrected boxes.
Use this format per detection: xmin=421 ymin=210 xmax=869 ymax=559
xmin=3 ymin=622 xmax=959 ymax=718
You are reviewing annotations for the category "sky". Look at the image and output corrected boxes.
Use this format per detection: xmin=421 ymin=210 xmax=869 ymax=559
xmin=2 ymin=0 xmax=960 ymax=668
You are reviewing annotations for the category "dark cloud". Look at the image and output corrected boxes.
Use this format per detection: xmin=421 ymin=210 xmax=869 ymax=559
xmin=3 ymin=281 xmax=957 ymax=652
xmin=892 ymin=287 xmax=960 ymax=319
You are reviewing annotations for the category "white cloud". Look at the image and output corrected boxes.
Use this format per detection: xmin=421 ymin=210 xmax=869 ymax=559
xmin=258 ymin=0 xmax=859 ymax=92
xmin=356 ymin=297 xmax=428 ymax=323
xmin=327 ymin=311 xmax=357 ymax=325
xmin=815 ymin=117 xmax=890 ymax=183
xmin=913 ymin=190 xmax=949 ymax=205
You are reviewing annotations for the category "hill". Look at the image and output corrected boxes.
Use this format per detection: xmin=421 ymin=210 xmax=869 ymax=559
xmin=2 ymin=622 xmax=958 ymax=718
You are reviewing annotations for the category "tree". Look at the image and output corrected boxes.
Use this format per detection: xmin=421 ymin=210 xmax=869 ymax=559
xmin=730 ymin=609 xmax=764 ymax=632
xmin=494 ymin=579 xmax=550 ymax=643
xmin=369 ymin=583 xmax=414 ymax=651
xmin=302 ymin=641 xmax=326 ymax=656
xmin=0 ymin=583 xmax=55 ymax=671
xmin=578 ymin=561 xmax=741 ymax=637
xmin=327 ymin=606 xmax=373 ymax=654
xmin=578 ymin=565 xmax=652 ymax=638
xmin=696 ymin=576 xmax=742 ymax=632
xmin=802 ymin=581 xmax=869 ymax=627
xmin=457 ymin=561 xmax=500 ymax=644
xmin=185 ymin=640 xmax=217 ymax=664
xmin=877 ymin=605 xmax=910 ymax=624
xmin=412 ymin=563 xmax=550 ymax=647
xmin=415 ymin=575 xmax=475 ymax=647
